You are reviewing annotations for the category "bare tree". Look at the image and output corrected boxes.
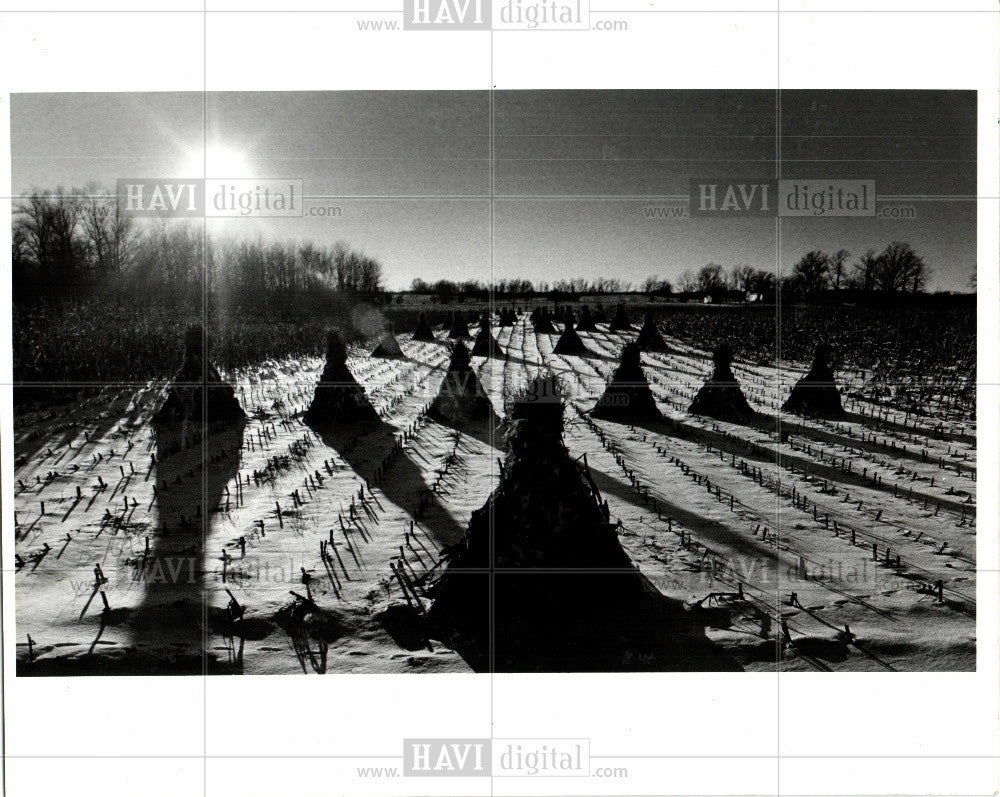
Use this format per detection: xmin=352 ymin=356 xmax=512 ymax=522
xmin=877 ymin=241 xmax=927 ymax=292
xmin=81 ymin=186 xmax=139 ymax=279
xmin=11 ymin=215 xmax=32 ymax=288
xmin=791 ymin=250 xmax=830 ymax=295
xmin=359 ymin=255 xmax=383 ymax=293
xmin=727 ymin=265 xmax=757 ymax=293
xmin=15 ymin=189 xmax=86 ymax=286
xmin=131 ymin=220 xmax=204 ymax=293
xmin=829 ymin=248 xmax=850 ymax=290
xmin=676 ymin=269 xmax=699 ymax=293
xmin=696 ymin=263 xmax=726 ymax=293
xmin=332 ymin=240 xmax=350 ymax=291
xmin=852 ymin=249 xmax=880 ymax=292
xmin=642 ymin=275 xmax=672 ymax=295
xmin=745 ymin=268 xmax=777 ymax=297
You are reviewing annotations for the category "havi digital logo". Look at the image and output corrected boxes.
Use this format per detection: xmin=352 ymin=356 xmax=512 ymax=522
xmin=403 ymin=738 xmax=491 ymax=776
xmin=402 ymin=0 xmax=588 ymax=29
xmin=403 ymin=0 xmax=491 ymax=29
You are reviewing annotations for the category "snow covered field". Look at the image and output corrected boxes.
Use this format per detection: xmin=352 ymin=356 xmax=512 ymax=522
xmin=13 ymin=315 xmax=976 ymax=674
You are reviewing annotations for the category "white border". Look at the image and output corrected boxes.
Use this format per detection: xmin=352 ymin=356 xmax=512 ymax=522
xmin=1 ymin=4 xmax=997 ymax=797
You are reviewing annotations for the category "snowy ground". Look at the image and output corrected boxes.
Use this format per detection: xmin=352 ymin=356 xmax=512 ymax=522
xmin=13 ymin=317 xmax=976 ymax=673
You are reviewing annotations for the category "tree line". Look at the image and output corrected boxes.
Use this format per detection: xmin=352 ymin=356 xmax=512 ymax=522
xmin=12 ymin=188 xmax=384 ymax=302
xmin=673 ymin=243 xmax=933 ymax=300
xmin=408 ymin=276 xmax=651 ymax=299
xmin=785 ymin=244 xmax=930 ymax=296
xmin=408 ymin=242 xmax=934 ymax=302
xmin=14 ymin=187 xmax=939 ymax=305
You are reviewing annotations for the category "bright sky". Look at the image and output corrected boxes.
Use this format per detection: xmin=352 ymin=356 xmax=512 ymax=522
xmin=11 ymin=90 xmax=976 ymax=291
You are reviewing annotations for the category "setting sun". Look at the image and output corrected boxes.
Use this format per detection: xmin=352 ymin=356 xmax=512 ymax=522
xmin=181 ymin=144 xmax=251 ymax=178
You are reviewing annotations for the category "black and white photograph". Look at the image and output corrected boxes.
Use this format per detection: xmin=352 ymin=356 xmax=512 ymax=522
xmin=9 ymin=88 xmax=978 ymax=675
xmin=1 ymin=5 xmax=998 ymax=797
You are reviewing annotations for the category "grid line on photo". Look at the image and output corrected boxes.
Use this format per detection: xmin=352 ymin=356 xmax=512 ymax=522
xmin=3 ymin=6 xmax=1000 ymax=12
xmin=4 ymin=752 xmax=999 ymax=759
xmin=6 ymin=565 xmax=995 ymax=576
xmin=774 ymin=33 xmax=783 ymax=794
xmin=3 ymin=193 xmax=997 ymax=202
xmin=488 ymin=26 xmax=496 ymax=770
xmin=201 ymin=11 xmax=209 ymax=790
xmin=3 ymin=378 xmax=996 ymax=387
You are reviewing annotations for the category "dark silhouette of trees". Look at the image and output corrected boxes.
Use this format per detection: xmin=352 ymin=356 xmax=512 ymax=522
xmin=853 ymin=249 xmax=880 ymax=292
xmin=727 ymin=265 xmax=775 ymax=297
xmin=332 ymin=243 xmax=383 ymax=293
xmin=786 ymin=244 xmax=930 ymax=298
xmin=877 ymin=241 xmax=929 ymax=292
xmin=642 ymin=275 xmax=673 ymax=295
xmin=696 ymin=263 xmax=726 ymax=293
xmin=81 ymin=184 xmax=140 ymax=279
xmin=829 ymin=248 xmax=850 ymax=290
xmin=727 ymin=265 xmax=755 ymax=292
xmin=132 ymin=221 xmax=204 ymax=296
xmin=11 ymin=215 xmax=31 ymax=292
xmin=12 ymin=188 xmax=384 ymax=301
xmin=790 ymin=250 xmax=830 ymax=295
xmin=745 ymin=268 xmax=777 ymax=297
xmin=846 ymin=243 xmax=930 ymax=294
xmin=15 ymin=189 xmax=87 ymax=287
xmin=10 ymin=183 xmax=944 ymax=305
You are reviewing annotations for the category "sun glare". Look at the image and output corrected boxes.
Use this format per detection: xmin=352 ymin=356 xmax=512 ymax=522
xmin=181 ymin=144 xmax=251 ymax=178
